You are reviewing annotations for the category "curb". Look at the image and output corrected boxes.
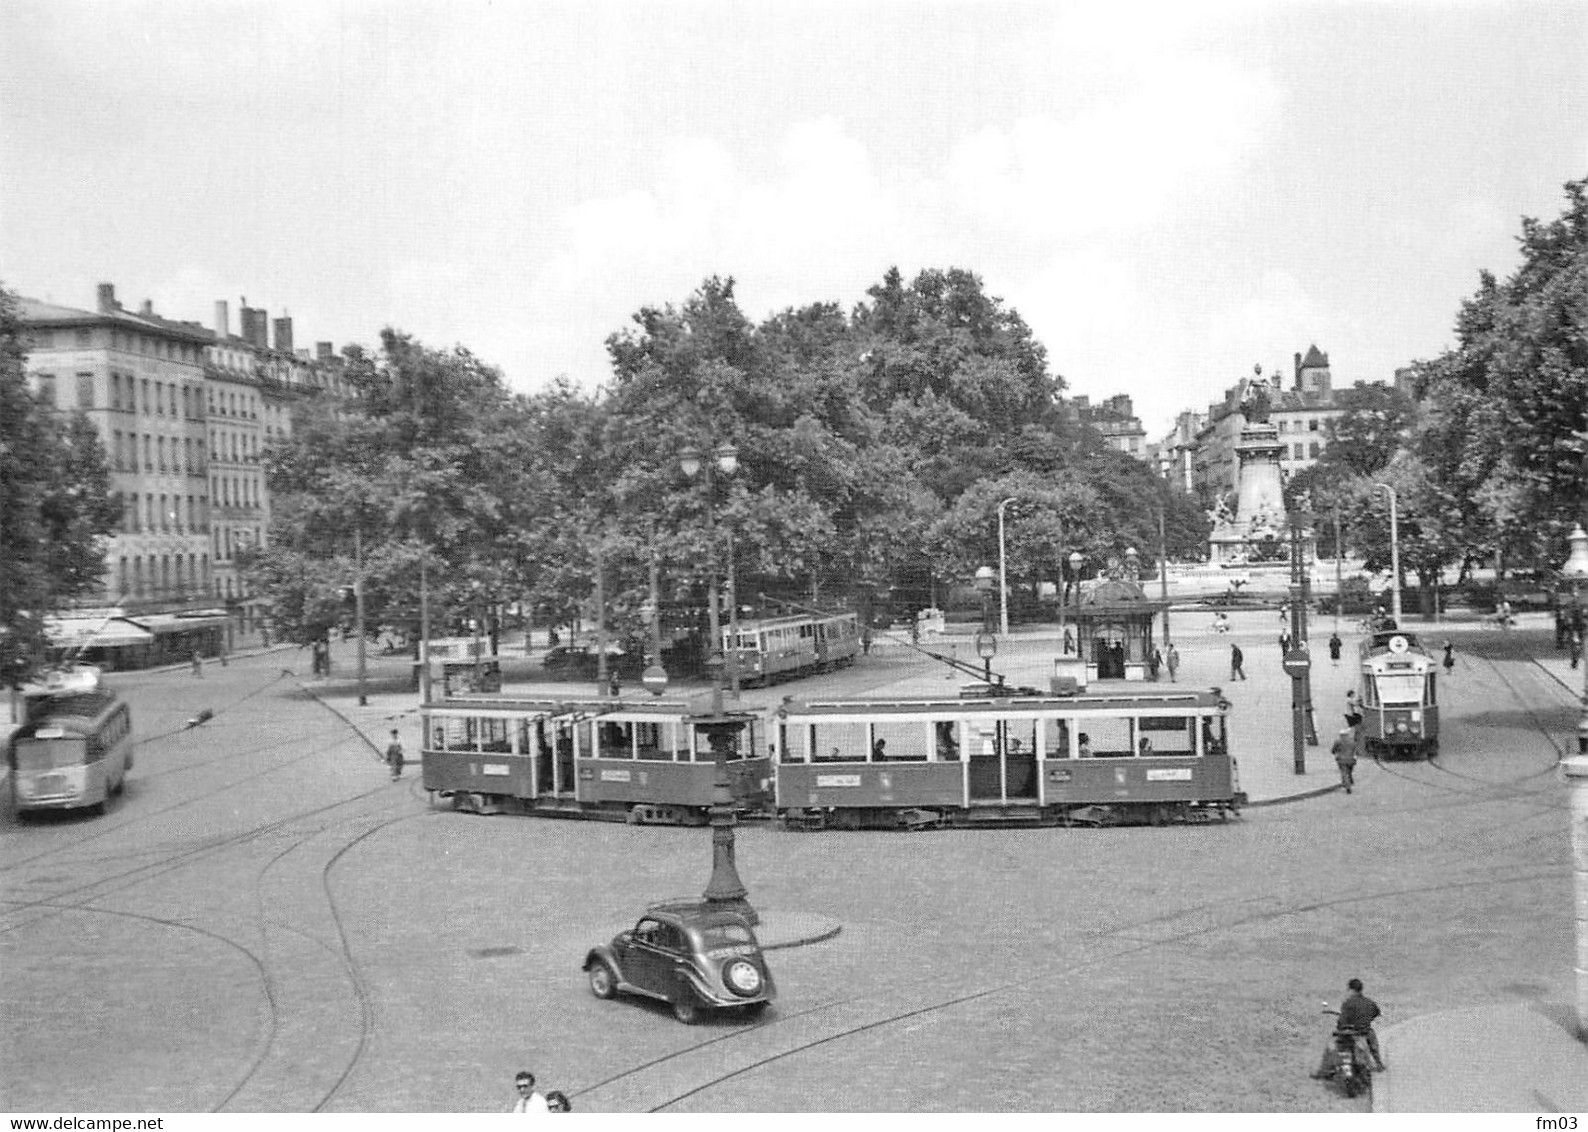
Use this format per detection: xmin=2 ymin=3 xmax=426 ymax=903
xmin=1244 ymin=783 xmax=1343 ymax=808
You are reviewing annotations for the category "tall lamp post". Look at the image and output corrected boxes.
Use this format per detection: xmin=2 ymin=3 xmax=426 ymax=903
xmin=1062 ymin=550 xmax=1082 ymax=654
xmin=1374 ymin=483 xmax=1402 ymax=626
xmin=974 ymin=565 xmax=998 ymax=685
xmin=680 ymin=443 xmax=755 ymax=924
xmin=1562 ymin=524 xmax=1588 ymax=754
xmin=997 ymin=497 xmax=1017 ymax=635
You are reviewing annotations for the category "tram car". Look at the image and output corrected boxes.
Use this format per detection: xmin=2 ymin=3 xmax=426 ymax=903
xmin=725 ymin=611 xmax=859 ymax=687
xmin=7 ymin=667 xmax=134 ymax=815
xmin=772 ymin=687 xmax=1240 ymax=829
xmin=421 ymin=695 xmax=768 ymax=823
xmin=1357 ymin=631 xmax=1439 ymax=758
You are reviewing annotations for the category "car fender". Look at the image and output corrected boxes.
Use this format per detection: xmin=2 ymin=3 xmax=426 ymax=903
xmin=583 ymin=944 xmax=625 ymax=983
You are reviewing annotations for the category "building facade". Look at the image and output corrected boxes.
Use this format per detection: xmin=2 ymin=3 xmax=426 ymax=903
xmin=20 ymin=282 xmax=348 ymax=659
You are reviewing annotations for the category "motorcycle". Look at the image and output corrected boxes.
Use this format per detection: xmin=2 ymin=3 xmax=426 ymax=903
xmin=1319 ymin=1003 xmax=1373 ymax=1097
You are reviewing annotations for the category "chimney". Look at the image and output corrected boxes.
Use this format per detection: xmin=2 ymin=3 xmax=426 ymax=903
xmin=316 ymin=341 xmax=335 ymax=360
xmin=1294 ymin=351 xmax=1302 ymax=382
xmin=240 ymin=304 xmax=269 ymax=350
xmin=272 ymin=316 xmax=294 ymax=355
xmin=215 ymin=301 xmax=229 ymax=337
xmin=140 ymin=299 xmax=154 ymax=316
xmin=97 ymin=283 xmax=118 ymax=313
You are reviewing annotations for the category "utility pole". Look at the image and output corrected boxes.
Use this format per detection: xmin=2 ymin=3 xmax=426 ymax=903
xmin=419 ymin=555 xmax=431 ymax=702
xmin=1158 ymin=507 xmax=1171 ymax=646
xmin=354 ymin=526 xmax=367 ymax=706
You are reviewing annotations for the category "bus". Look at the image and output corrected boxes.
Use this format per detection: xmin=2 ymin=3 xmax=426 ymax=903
xmin=8 ymin=669 xmax=134 ymax=815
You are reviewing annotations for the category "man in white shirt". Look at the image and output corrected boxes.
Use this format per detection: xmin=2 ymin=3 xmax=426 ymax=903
xmin=512 ymin=1071 xmax=549 ymax=1113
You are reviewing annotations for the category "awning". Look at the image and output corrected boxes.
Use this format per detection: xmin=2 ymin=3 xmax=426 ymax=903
xmin=134 ymin=613 xmax=231 ymax=634
xmin=46 ymin=617 xmax=155 ymax=649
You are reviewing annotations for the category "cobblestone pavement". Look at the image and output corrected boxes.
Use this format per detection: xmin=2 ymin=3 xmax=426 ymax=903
xmin=1 ymin=612 xmax=1581 ymax=1112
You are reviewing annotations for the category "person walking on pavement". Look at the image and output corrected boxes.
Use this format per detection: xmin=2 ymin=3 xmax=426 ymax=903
xmin=1328 ymin=632 xmax=1342 ymax=666
xmin=1571 ymin=628 xmax=1583 ymax=671
xmin=1148 ymin=646 xmax=1162 ymax=681
xmin=1230 ymin=642 xmax=1246 ymax=680
xmin=511 ymin=1071 xmax=549 ymax=1113
xmin=1279 ymin=630 xmax=1291 ymax=655
xmin=1166 ymin=644 xmax=1180 ymax=683
xmin=384 ymin=729 xmax=405 ymax=782
xmin=1442 ymin=640 xmax=1456 ymax=676
xmin=1344 ymin=689 xmax=1362 ymax=729
xmin=190 ymin=649 xmax=203 ymax=678
xmin=1331 ymin=726 xmax=1359 ymax=793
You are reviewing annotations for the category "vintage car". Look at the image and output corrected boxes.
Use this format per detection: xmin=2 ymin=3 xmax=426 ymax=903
xmin=582 ymin=903 xmax=775 ymax=1024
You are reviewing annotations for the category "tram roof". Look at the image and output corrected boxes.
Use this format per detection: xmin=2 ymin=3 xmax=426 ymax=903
xmin=778 ymin=689 xmax=1225 ymax=716
xmin=423 ymin=693 xmax=721 ymax=716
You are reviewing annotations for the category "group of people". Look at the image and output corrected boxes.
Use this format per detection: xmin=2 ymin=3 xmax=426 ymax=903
xmin=512 ymin=1071 xmax=571 ymax=1113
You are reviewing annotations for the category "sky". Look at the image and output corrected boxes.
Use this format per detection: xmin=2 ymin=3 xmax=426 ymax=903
xmin=3 ymin=0 xmax=1585 ymax=437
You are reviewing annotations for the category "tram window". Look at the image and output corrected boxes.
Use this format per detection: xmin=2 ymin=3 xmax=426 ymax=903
xmin=1041 ymin=717 xmax=1071 ymax=759
xmin=432 ymin=717 xmax=470 ymax=751
xmin=480 ymin=718 xmax=510 ymax=752
xmin=1426 ymin=673 xmax=1436 ymax=704
xmin=1079 ymin=717 xmax=1133 ymax=757
xmin=870 ymin=721 xmax=925 ymax=761
xmin=1007 ymin=718 xmax=1038 ymax=757
xmin=596 ymin=721 xmax=632 ymax=758
xmin=636 ymin=721 xmax=674 ymax=761
xmin=1375 ymin=672 xmax=1423 ymax=704
xmin=1137 ymin=716 xmax=1194 ymax=755
xmin=933 ymin=720 xmax=961 ymax=761
xmin=1201 ymin=715 xmax=1228 ymax=756
xmin=809 ymin=722 xmax=867 ymax=761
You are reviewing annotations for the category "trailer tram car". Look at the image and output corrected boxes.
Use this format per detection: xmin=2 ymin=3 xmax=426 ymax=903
xmin=726 ymin=612 xmax=860 ymax=687
xmin=7 ymin=669 xmax=134 ymax=815
xmin=1357 ymin=631 xmax=1439 ymax=758
xmin=772 ymin=688 xmax=1239 ymax=829
xmin=421 ymin=696 xmax=768 ymax=823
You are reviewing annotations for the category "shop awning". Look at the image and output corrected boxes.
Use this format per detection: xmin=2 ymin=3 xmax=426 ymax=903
xmin=134 ymin=613 xmax=231 ymax=634
xmin=46 ymin=617 xmax=155 ymax=649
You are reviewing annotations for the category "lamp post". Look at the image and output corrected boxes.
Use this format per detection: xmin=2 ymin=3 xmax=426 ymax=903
xmin=1562 ymin=524 xmax=1588 ymax=755
xmin=997 ymin=497 xmax=1017 ymax=635
xmin=1063 ymin=550 xmax=1082 ymax=655
xmin=974 ymin=565 xmax=997 ymax=685
xmin=680 ymin=443 xmax=738 ymax=705
xmin=353 ymin=527 xmax=367 ymax=706
xmin=1374 ymin=483 xmax=1401 ymax=626
xmin=681 ymin=443 xmax=755 ymax=924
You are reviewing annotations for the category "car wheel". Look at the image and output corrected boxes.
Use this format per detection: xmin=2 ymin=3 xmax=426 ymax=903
xmin=587 ymin=961 xmax=617 ymax=1000
xmin=671 ymin=988 xmax=702 ymax=1025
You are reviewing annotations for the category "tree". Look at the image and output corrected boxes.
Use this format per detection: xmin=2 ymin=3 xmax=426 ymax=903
xmin=0 ymin=283 xmax=119 ymax=679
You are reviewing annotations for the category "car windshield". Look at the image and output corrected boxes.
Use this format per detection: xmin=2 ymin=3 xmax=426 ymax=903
xmin=698 ymin=924 xmax=755 ymax=948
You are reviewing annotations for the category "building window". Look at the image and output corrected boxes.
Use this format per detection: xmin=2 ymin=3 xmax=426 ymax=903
xmin=76 ymin=329 xmax=91 ymax=347
xmin=141 ymin=379 xmax=150 ymax=413
xmin=1293 ymin=444 xmax=1304 ymax=460
xmin=77 ymin=372 xmax=95 ymax=409
xmin=36 ymin=374 xmax=57 ymax=407
xmin=1309 ymin=442 xmax=1321 ymax=458
xmin=1308 ymin=419 xmax=1319 ymax=432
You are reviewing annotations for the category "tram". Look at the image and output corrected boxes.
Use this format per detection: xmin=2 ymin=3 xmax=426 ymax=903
xmin=725 ymin=612 xmax=860 ymax=686
xmin=7 ymin=668 xmax=134 ymax=815
xmin=421 ymin=695 xmax=768 ymax=823
xmin=1357 ymin=631 xmax=1439 ymax=758
xmin=771 ymin=688 xmax=1239 ymax=828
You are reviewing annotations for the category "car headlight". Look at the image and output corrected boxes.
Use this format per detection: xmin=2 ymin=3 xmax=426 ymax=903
xmin=723 ymin=958 xmax=763 ymax=997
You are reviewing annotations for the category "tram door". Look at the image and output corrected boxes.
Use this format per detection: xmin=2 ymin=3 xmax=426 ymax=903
xmin=529 ymin=718 xmax=554 ymax=796
xmin=967 ymin=720 xmax=1039 ymax=804
xmin=553 ymin=719 xmax=577 ymax=795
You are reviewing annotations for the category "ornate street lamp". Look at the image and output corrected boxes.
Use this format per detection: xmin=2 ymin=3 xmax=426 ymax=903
xmin=680 ymin=441 xmax=755 ymax=924
xmin=1374 ymin=483 xmax=1402 ymax=626
xmin=973 ymin=565 xmax=998 ymax=685
xmin=1562 ymin=524 xmax=1588 ymax=755
xmin=997 ymin=497 xmax=1017 ymax=635
xmin=1061 ymin=550 xmax=1083 ymax=655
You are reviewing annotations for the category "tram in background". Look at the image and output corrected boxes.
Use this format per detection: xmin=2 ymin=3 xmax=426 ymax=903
xmin=1357 ymin=631 xmax=1439 ymax=758
xmin=421 ymin=695 xmax=768 ymax=823
xmin=725 ymin=612 xmax=859 ymax=686
xmin=7 ymin=667 xmax=134 ymax=815
xmin=771 ymin=687 xmax=1239 ymax=829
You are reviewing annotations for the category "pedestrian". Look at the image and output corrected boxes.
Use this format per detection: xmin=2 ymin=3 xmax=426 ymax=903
xmin=385 ymin=729 xmax=405 ymax=781
xmin=1442 ymin=640 xmax=1456 ymax=676
xmin=1148 ymin=647 xmax=1162 ymax=681
xmin=190 ymin=649 xmax=203 ymax=678
xmin=1230 ymin=642 xmax=1246 ymax=680
xmin=1344 ymin=689 xmax=1362 ymax=729
xmin=872 ymin=737 xmax=887 ymax=760
xmin=861 ymin=626 xmax=873 ymax=655
xmin=1279 ymin=630 xmax=1291 ymax=655
xmin=1166 ymin=644 xmax=1180 ymax=682
xmin=511 ymin=1071 xmax=548 ymax=1114
xmin=545 ymin=1091 xmax=572 ymax=1113
xmin=1062 ymin=627 xmax=1074 ymax=655
xmin=1571 ymin=629 xmax=1583 ymax=671
xmin=1331 ymin=726 xmax=1358 ymax=793
xmin=1328 ymin=632 xmax=1342 ymax=666
xmin=607 ymin=669 xmax=621 ymax=697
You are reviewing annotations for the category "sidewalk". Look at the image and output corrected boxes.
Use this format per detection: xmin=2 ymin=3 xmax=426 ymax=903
xmin=1375 ymin=1004 xmax=1588 ymax=1111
